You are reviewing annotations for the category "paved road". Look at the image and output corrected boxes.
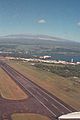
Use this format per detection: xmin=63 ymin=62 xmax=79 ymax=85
xmin=0 ymin=62 xmax=77 ymax=120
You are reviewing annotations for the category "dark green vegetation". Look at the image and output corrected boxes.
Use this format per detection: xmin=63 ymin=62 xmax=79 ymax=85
xmin=34 ymin=63 xmax=80 ymax=78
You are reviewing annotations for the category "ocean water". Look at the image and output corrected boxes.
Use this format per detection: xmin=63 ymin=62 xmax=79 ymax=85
xmin=50 ymin=54 xmax=80 ymax=62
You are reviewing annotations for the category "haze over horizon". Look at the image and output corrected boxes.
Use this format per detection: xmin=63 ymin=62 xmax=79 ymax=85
xmin=0 ymin=0 xmax=80 ymax=41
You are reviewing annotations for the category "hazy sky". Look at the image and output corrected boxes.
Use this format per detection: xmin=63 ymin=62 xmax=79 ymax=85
xmin=0 ymin=0 xmax=80 ymax=41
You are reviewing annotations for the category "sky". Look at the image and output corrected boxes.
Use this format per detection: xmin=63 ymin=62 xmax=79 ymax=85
xmin=0 ymin=0 xmax=80 ymax=41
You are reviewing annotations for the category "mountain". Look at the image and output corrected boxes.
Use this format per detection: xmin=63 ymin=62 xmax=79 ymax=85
xmin=0 ymin=34 xmax=80 ymax=50
xmin=0 ymin=34 xmax=80 ymax=61
xmin=1 ymin=34 xmax=69 ymax=41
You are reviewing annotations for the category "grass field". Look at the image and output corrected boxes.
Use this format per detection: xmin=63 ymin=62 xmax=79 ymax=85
xmin=7 ymin=60 xmax=80 ymax=110
xmin=0 ymin=67 xmax=27 ymax=100
xmin=12 ymin=113 xmax=50 ymax=120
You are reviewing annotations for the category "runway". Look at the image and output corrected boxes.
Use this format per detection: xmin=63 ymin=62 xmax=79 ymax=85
xmin=0 ymin=62 xmax=76 ymax=120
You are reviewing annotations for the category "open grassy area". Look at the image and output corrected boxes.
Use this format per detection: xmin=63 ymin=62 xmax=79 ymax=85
xmin=7 ymin=60 xmax=80 ymax=110
xmin=0 ymin=67 xmax=27 ymax=100
xmin=12 ymin=113 xmax=50 ymax=120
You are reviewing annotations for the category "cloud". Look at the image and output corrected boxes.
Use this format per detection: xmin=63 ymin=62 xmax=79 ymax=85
xmin=37 ymin=19 xmax=46 ymax=24
xmin=77 ymin=22 xmax=80 ymax=26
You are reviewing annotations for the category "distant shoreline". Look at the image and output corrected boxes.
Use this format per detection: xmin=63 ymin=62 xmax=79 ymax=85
xmin=5 ymin=56 xmax=80 ymax=65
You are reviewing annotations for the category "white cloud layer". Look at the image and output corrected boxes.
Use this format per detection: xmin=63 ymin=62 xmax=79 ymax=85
xmin=37 ymin=19 xmax=46 ymax=23
xmin=77 ymin=22 xmax=80 ymax=26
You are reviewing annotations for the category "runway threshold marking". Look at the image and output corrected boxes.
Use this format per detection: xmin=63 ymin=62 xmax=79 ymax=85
xmin=28 ymin=82 xmax=73 ymax=113
xmin=3 ymin=64 xmax=74 ymax=112
xmin=31 ymin=87 xmax=49 ymax=102
xmin=1 ymin=66 xmax=57 ymax=117
xmin=1 ymin=64 xmax=75 ymax=117
xmin=17 ymin=80 xmax=57 ymax=117
xmin=27 ymin=84 xmax=66 ymax=115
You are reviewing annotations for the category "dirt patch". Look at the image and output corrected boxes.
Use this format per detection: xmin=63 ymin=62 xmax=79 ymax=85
xmin=12 ymin=113 xmax=50 ymax=120
xmin=0 ymin=68 xmax=28 ymax=100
